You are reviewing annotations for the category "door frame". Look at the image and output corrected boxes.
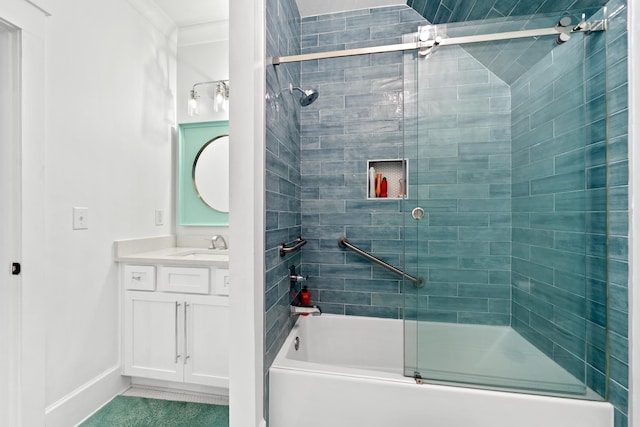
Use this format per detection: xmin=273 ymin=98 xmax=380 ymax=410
xmin=0 ymin=1 xmax=47 ymax=425
xmin=0 ymin=18 xmax=21 ymax=427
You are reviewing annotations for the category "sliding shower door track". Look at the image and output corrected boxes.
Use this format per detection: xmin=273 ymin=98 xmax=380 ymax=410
xmin=272 ymin=17 xmax=606 ymax=65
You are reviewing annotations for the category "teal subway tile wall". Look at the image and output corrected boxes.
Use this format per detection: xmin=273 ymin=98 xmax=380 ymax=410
xmin=408 ymin=0 xmax=607 ymax=24
xmin=300 ymin=5 xmax=427 ymax=318
xmin=405 ymin=39 xmax=513 ymax=326
xmin=508 ymin=16 xmax=608 ymax=401
xmin=264 ymin=0 xmax=302 ymax=369
xmin=603 ymin=1 xmax=629 ymax=425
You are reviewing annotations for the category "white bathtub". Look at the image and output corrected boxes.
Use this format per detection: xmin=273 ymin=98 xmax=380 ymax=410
xmin=269 ymin=314 xmax=613 ymax=427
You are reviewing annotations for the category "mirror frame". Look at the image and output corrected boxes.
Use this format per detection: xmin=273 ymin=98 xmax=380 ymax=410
xmin=178 ymin=120 xmax=229 ymax=226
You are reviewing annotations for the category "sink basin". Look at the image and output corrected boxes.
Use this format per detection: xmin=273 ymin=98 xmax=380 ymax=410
xmin=172 ymin=250 xmax=229 ymax=261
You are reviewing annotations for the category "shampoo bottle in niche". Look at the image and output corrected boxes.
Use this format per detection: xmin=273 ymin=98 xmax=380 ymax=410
xmin=369 ymin=167 xmax=376 ymax=198
xmin=380 ymin=177 xmax=387 ymax=197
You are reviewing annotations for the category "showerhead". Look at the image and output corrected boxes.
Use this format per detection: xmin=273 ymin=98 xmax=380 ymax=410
xmin=289 ymin=83 xmax=319 ymax=106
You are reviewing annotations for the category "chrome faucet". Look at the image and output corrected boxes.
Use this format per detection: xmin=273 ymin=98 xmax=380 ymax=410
xmin=289 ymin=265 xmax=308 ymax=285
xmin=290 ymin=305 xmax=322 ymax=316
xmin=209 ymin=235 xmax=227 ymax=250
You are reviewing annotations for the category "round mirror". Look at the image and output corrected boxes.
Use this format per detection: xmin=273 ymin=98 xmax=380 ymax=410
xmin=193 ymin=135 xmax=229 ymax=213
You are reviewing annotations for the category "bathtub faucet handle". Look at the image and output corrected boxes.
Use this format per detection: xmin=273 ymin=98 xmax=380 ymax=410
xmin=288 ymin=265 xmax=307 ymax=283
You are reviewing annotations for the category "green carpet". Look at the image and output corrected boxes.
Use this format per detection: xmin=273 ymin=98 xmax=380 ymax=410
xmin=80 ymin=395 xmax=229 ymax=427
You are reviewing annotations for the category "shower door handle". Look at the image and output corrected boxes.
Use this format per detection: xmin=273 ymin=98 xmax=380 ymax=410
xmin=411 ymin=207 xmax=425 ymax=220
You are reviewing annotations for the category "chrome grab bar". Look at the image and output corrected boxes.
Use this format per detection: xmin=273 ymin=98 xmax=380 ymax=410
xmin=338 ymin=237 xmax=424 ymax=288
xmin=279 ymin=236 xmax=307 ymax=257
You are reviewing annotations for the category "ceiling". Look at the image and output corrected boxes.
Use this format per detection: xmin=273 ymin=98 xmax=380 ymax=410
xmin=152 ymin=0 xmax=227 ymax=27
xmin=152 ymin=0 xmax=405 ymax=24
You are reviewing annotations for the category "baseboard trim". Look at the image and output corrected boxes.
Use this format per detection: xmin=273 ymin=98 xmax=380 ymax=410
xmin=45 ymin=365 xmax=129 ymax=427
xmin=131 ymin=376 xmax=229 ymax=397
xmin=123 ymin=383 xmax=228 ymax=405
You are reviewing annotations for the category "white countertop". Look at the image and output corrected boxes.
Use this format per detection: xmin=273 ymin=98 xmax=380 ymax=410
xmin=114 ymin=236 xmax=229 ymax=267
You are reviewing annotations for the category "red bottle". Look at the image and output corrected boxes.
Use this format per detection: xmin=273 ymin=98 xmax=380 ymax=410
xmin=380 ymin=177 xmax=387 ymax=198
xmin=300 ymin=286 xmax=311 ymax=305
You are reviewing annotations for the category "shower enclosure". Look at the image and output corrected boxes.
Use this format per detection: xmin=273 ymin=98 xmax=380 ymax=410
xmin=402 ymin=13 xmax=609 ymax=399
xmin=271 ymin=2 xmax=615 ymax=405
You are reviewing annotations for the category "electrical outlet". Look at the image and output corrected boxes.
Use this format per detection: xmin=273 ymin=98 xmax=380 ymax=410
xmin=155 ymin=209 xmax=164 ymax=226
xmin=73 ymin=207 xmax=89 ymax=230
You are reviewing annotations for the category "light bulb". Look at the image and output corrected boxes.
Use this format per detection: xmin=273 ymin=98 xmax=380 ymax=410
xmin=215 ymin=82 xmax=226 ymax=113
xmin=188 ymin=90 xmax=199 ymax=116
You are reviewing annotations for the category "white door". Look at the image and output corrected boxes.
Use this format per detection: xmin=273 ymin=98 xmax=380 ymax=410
xmin=123 ymin=291 xmax=183 ymax=382
xmin=184 ymin=295 xmax=229 ymax=387
xmin=0 ymin=19 xmax=20 ymax=427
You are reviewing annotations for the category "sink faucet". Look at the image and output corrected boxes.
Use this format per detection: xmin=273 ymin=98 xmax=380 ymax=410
xmin=209 ymin=235 xmax=227 ymax=250
xmin=290 ymin=305 xmax=322 ymax=317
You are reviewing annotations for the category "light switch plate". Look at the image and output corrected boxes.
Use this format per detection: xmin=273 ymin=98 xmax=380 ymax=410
xmin=73 ymin=207 xmax=89 ymax=230
xmin=155 ymin=209 xmax=164 ymax=226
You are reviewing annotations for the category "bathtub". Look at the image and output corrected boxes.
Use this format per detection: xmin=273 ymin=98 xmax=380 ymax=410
xmin=269 ymin=314 xmax=613 ymax=427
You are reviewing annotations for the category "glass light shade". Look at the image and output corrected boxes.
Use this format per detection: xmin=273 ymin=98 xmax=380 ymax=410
xmin=214 ymin=82 xmax=227 ymax=113
xmin=188 ymin=94 xmax=199 ymax=116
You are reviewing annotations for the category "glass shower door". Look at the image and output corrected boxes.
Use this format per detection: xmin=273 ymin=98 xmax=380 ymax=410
xmin=404 ymin=13 xmax=609 ymax=399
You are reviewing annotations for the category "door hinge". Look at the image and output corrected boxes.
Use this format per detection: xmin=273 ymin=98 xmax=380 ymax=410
xmin=12 ymin=262 xmax=21 ymax=275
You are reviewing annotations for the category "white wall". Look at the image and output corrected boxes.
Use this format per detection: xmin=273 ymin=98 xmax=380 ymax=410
xmin=42 ymin=0 xmax=176 ymax=424
xmin=175 ymin=21 xmax=230 ymax=240
xmin=177 ymin=22 xmax=229 ymax=125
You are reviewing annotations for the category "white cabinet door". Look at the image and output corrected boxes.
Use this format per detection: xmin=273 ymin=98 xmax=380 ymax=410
xmin=123 ymin=291 xmax=183 ymax=382
xmin=183 ymin=295 xmax=229 ymax=387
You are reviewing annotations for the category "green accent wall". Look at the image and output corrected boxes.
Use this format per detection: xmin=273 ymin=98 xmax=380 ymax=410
xmin=178 ymin=121 xmax=229 ymax=226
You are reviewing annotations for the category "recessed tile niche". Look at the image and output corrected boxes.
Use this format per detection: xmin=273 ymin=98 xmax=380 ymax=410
xmin=366 ymin=159 xmax=408 ymax=200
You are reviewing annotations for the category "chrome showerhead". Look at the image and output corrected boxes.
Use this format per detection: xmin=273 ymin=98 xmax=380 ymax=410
xmin=289 ymin=83 xmax=319 ymax=106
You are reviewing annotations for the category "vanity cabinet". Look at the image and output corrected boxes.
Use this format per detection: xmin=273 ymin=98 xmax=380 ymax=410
xmin=121 ymin=264 xmax=229 ymax=389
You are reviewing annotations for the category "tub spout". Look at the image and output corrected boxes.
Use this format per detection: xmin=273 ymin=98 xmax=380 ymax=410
xmin=290 ymin=305 xmax=322 ymax=316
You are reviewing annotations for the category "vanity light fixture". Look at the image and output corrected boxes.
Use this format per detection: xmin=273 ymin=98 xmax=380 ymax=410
xmin=187 ymin=79 xmax=229 ymax=116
